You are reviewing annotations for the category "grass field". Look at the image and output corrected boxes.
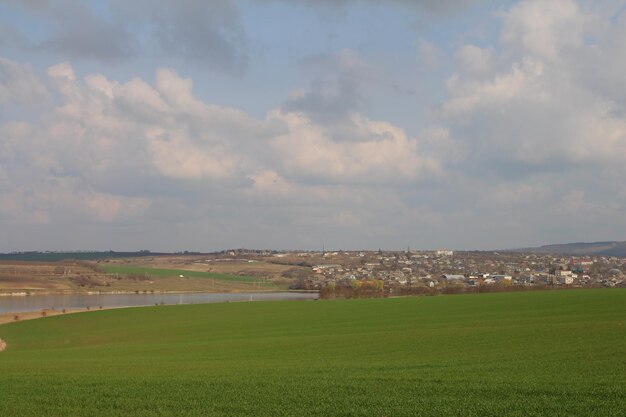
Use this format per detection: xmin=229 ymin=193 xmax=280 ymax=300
xmin=0 ymin=289 xmax=624 ymax=416
xmin=101 ymin=264 xmax=262 ymax=283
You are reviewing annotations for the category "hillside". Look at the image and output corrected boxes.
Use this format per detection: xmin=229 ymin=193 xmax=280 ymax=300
xmin=1 ymin=289 xmax=625 ymax=416
xmin=512 ymin=241 xmax=626 ymax=257
xmin=0 ymin=260 xmax=285 ymax=294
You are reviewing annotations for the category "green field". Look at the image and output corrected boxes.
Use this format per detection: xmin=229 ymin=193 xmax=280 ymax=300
xmin=0 ymin=289 xmax=624 ymax=416
xmin=101 ymin=265 xmax=262 ymax=284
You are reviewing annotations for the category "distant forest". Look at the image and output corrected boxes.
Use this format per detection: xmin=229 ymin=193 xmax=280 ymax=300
xmin=0 ymin=251 xmax=170 ymax=262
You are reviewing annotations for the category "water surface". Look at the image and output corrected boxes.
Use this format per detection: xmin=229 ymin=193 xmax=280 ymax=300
xmin=0 ymin=292 xmax=318 ymax=314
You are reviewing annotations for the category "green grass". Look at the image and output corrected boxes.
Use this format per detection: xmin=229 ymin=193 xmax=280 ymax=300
xmin=0 ymin=289 xmax=624 ymax=416
xmin=101 ymin=265 xmax=262 ymax=284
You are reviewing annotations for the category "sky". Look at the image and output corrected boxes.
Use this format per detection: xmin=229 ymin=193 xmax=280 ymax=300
xmin=1 ymin=0 xmax=626 ymax=252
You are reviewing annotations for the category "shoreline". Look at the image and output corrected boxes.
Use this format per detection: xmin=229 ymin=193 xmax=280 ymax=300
xmin=0 ymin=289 xmax=316 ymax=297
xmin=0 ymin=291 xmax=320 ymax=324
xmin=0 ymin=306 xmax=132 ymax=326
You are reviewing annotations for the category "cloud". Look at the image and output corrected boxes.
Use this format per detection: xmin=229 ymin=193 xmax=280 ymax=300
xmin=0 ymin=21 xmax=24 ymax=49
xmin=282 ymin=50 xmax=370 ymax=124
xmin=499 ymin=0 xmax=596 ymax=63
xmin=36 ymin=10 xmax=135 ymax=62
xmin=83 ymin=191 xmax=151 ymax=223
xmin=2 ymin=0 xmax=136 ymax=62
xmin=247 ymin=170 xmax=293 ymax=196
xmin=418 ymin=40 xmax=446 ymax=70
xmin=439 ymin=0 xmax=626 ymax=174
xmin=2 ymin=0 xmax=248 ymax=74
xmin=0 ymin=177 xmax=150 ymax=226
xmin=148 ymin=134 xmax=243 ymax=181
xmin=270 ymin=110 xmax=439 ymax=184
xmin=2 ymin=1 xmax=626 ymax=250
xmin=0 ymin=55 xmax=445 ymax=249
xmin=0 ymin=58 xmax=48 ymax=104
xmin=147 ymin=1 xmax=248 ymax=75
xmin=107 ymin=0 xmax=249 ymax=74
xmin=1 ymin=0 xmax=483 ymax=72
xmin=257 ymin=0 xmax=481 ymax=15
xmin=380 ymin=0 xmax=626 ymax=247
xmin=454 ymin=44 xmax=496 ymax=76
xmin=0 ymin=60 xmax=269 ymax=228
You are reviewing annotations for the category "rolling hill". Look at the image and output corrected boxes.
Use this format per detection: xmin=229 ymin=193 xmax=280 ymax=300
xmin=512 ymin=241 xmax=626 ymax=257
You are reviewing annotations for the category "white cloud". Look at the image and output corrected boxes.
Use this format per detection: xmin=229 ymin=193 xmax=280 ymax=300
xmin=248 ymin=170 xmax=293 ymax=196
xmin=499 ymin=0 xmax=595 ymax=63
xmin=47 ymin=62 xmax=76 ymax=81
xmin=440 ymin=0 xmax=626 ymax=168
xmin=455 ymin=44 xmax=495 ymax=75
xmin=270 ymin=110 xmax=439 ymax=184
xmin=0 ymin=192 xmax=49 ymax=225
xmin=83 ymin=192 xmax=151 ymax=223
xmin=149 ymin=133 xmax=242 ymax=181
xmin=2 ymin=0 xmax=626 ymax=250
xmin=418 ymin=40 xmax=445 ymax=70
xmin=0 ymin=53 xmax=454 ymax=249
xmin=0 ymin=60 xmax=267 ymax=227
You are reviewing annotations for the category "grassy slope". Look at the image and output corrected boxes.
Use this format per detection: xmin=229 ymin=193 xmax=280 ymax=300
xmin=101 ymin=265 xmax=262 ymax=283
xmin=0 ymin=289 xmax=624 ymax=416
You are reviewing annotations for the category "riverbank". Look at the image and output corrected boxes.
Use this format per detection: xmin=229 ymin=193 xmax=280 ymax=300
xmin=0 ymin=291 xmax=319 ymax=317
xmin=0 ymin=290 xmax=187 ymax=296
xmin=0 ymin=288 xmax=308 ymax=297
xmin=0 ymin=306 xmax=121 ymax=325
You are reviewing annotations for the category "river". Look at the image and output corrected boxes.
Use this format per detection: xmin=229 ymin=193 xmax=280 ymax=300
xmin=0 ymin=292 xmax=319 ymax=314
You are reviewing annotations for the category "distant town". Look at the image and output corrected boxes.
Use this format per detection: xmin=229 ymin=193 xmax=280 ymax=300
xmin=215 ymin=248 xmax=626 ymax=295
xmin=1 ymin=247 xmax=625 ymax=298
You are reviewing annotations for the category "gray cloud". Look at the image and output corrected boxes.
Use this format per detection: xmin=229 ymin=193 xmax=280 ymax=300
xmin=0 ymin=23 xmax=23 ymax=48
xmin=281 ymin=50 xmax=369 ymax=124
xmin=2 ymin=0 xmax=248 ymax=74
xmin=282 ymin=77 xmax=361 ymax=124
xmin=37 ymin=18 xmax=135 ymax=62
xmin=256 ymin=0 xmax=481 ymax=15
xmin=114 ymin=0 xmax=248 ymax=75
xmin=0 ymin=0 xmax=482 ymax=75
xmin=436 ymin=0 xmax=626 ymax=178
xmin=2 ymin=0 xmax=135 ymax=62
xmin=0 ymin=58 xmax=48 ymax=104
xmin=0 ymin=57 xmax=441 ymax=251
xmin=2 ymin=1 xmax=626 ymax=251
xmin=0 ymin=0 xmax=490 ymax=77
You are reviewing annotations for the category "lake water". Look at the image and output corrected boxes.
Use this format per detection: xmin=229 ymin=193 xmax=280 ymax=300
xmin=0 ymin=292 xmax=319 ymax=314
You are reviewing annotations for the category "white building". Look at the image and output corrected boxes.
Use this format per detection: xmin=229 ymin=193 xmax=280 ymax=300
xmin=442 ymin=274 xmax=465 ymax=281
